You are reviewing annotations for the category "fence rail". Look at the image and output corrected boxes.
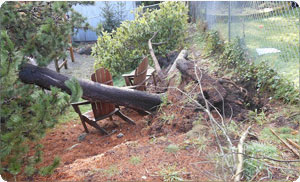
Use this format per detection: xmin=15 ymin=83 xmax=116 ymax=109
xmin=189 ymin=1 xmax=300 ymax=88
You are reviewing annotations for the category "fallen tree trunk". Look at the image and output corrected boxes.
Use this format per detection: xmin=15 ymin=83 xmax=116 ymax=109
xmin=19 ymin=63 xmax=162 ymax=112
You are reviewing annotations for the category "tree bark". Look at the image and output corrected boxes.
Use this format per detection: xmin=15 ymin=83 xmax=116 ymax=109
xmin=167 ymin=49 xmax=188 ymax=75
xmin=167 ymin=50 xmax=188 ymax=88
xmin=19 ymin=63 xmax=162 ymax=112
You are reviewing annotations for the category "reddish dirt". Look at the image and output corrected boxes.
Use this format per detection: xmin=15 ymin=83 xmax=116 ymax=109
xmin=13 ymin=106 xmax=215 ymax=181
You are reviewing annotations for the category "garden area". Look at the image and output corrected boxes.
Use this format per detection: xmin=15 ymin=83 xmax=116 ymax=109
xmin=1 ymin=1 xmax=300 ymax=182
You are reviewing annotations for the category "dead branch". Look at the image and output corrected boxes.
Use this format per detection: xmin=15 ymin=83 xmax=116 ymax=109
xmin=270 ymin=129 xmax=300 ymax=158
xmin=231 ymin=152 xmax=300 ymax=163
xmin=148 ymin=32 xmax=165 ymax=80
xmin=168 ymin=50 xmax=188 ymax=75
xmin=234 ymin=125 xmax=251 ymax=182
xmin=192 ymin=60 xmax=235 ymax=178
xmin=286 ymin=138 xmax=300 ymax=151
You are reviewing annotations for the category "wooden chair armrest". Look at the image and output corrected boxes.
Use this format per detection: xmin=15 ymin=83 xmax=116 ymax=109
xmin=122 ymin=73 xmax=135 ymax=77
xmin=71 ymin=100 xmax=91 ymax=106
xmin=123 ymin=85 xmax=139 ymax=89
xmin=71 ymin=101 xmax=90 ymax=115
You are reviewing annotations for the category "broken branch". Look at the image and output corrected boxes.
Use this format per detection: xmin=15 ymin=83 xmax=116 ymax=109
xmin=270 ymin=129 xmax=300 ymax=158
xmin=148 ymin=31 xmax=165 ymax=80
xmin=234 ymin=125 xmax=251 ymax=182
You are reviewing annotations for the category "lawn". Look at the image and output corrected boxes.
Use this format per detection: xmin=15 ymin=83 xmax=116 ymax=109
xmin=213 ymin=8 xmax=299 ymax=88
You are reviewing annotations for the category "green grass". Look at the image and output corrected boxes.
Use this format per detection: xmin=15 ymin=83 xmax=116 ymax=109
xmin=244 ymin=142 xmax=279 ymax=180
xmin=260 ymin=127 xmax=300 ymax=144
xmin=212 ymin=8 xmax=300 ymax=88
xmin=129 ymin=156 xmax=142 ymax=165
xmin=113 ymin=74 xmax=126 ymax=87
xmin=165 ymin=144 xmax=180 ymax=154
xmin=57 ymin=98 xmax=91 ymax=124
xmin=158 ymin=165 xmax=186 ymax=182
xmin=104 ymin=164 xmax=120 ymax=177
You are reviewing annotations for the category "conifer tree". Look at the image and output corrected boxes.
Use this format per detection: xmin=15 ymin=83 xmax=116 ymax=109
xmin=0 ymin=1 xmax=90 ymax=178
xmin=100 ymin=1 xmax=125 ymax=33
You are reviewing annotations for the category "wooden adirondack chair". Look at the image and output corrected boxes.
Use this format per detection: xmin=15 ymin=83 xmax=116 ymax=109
xmin=122 ymin=57 xmax=156 ymax=91
xmin=71 ymin=68 xmax=135 ymax=135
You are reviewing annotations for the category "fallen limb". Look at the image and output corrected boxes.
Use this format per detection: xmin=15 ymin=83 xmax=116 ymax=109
xmin=166 ymin=50 xmax=188 ymax=88
xmin=19 ymin=63 xmax=162 ymax=112
xmin=232 ymin=152 xmax=300 ymax=163
xmin=270 ymin=129 xmax=300 ymax=158
xmin=286 ymin=138 xmax=300 ymax=151
xmin=167 ymin=49 xmax=188 ymax=75
xmin=148 ymin=32 xmax=165 ymax=80
xmin=234 ymin=125 xmax=251 ymax=182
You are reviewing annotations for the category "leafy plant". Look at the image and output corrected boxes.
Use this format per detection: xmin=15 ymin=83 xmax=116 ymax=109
xmin=203 ymin=30 xmax=224 ymax=57
xmin=244 ymin=142 xmax=278 ymax=180
xmin=92 ymin=1 xmax=188 ymax=76
xmin=104 ymin=165 xmax=120 ymax=177
xmin=248 ymin=109 xmax=267 ymax=125
xmin=160 ymin=113 xmax=175 ymax=124
xmin=129 ymin=156 xmax=142 ymax=165
xmin=182 ymin=136 xmax=207 ymax=152
xmin=158 ymin=165 xmax=186 ymax=182
xmin=165 ymin=144 xmax=180 ymax=154
xmin=39 ymin=157 xmax=60 ymax=176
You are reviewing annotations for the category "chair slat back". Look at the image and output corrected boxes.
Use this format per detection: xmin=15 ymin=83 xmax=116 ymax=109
xmin=133 ymin=57 xmax=148 ymax=91
xmin=91 ymin=68 xmax=115 ymax=118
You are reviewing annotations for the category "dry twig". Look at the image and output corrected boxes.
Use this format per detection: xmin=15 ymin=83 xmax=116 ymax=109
xmin=270 ymin=129 xmax=300 ymax=158
xmin=234 ymin=125 xmax=251 ymax=182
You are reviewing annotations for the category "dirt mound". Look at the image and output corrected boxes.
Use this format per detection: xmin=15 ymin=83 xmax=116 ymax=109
xmin=148 ymin=50 xmax=265 ymax=136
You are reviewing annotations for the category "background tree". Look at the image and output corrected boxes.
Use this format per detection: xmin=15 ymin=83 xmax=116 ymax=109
xmin=0 ymin=1 xmax=91 ymax=179
xmin=99 ymin=1 xmax=125 ymax=33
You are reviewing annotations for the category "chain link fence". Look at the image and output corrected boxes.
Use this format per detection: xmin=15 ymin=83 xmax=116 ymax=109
xmin=189 ymin=1 xmax=299 ymax=88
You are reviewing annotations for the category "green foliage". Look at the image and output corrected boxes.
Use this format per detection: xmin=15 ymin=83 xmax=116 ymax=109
xmin=248 ymin=109 xmax=267 ymax=125
xmin=129 ymin=156 xmax=142 ymax=165
xmin=104 ymin=165 xmax=120 ymax=177
xmin=244 ymin=142 xmax=278 ymax=180
xmin=160 ymin=113 xmax=175 ymax=124
xmin=99 ymin=2 xmax=125 ymax=33
xmin=261 ymin=128 xmax=300 ymax=144
xmin=203 ymin=30 xmax=224 ymax=57
xmin=65 ymin=77 xmax=83 ymax=103
xmin=0 ymin=1 xmax=89 ymax=178
xmin=158 ymin=165 xmax=185 ymax=182
xmin=92 ymin=1 xmax=188 ymax=76
xmin=182 ymin=136 xmax=207 ymax=152
xmin=165 ymin=144 xmax=180 ymax=154
xmin=215 ymin=37 xmax=299 ymax=104
xmin=39 ymin=156 xmax=60 ymax=176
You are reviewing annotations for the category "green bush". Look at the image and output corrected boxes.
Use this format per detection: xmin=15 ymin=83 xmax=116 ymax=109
xmin=217 ymin=37 xmax=299 ymax=104
xmin=92 ymin=1 xmax=188 ymax=76
xmin=203 ymin=30 xmax=224 ymax=57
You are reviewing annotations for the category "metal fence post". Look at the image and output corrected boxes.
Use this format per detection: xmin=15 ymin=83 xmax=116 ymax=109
xmin=228 ymin=1 xmax=231 ymax=42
